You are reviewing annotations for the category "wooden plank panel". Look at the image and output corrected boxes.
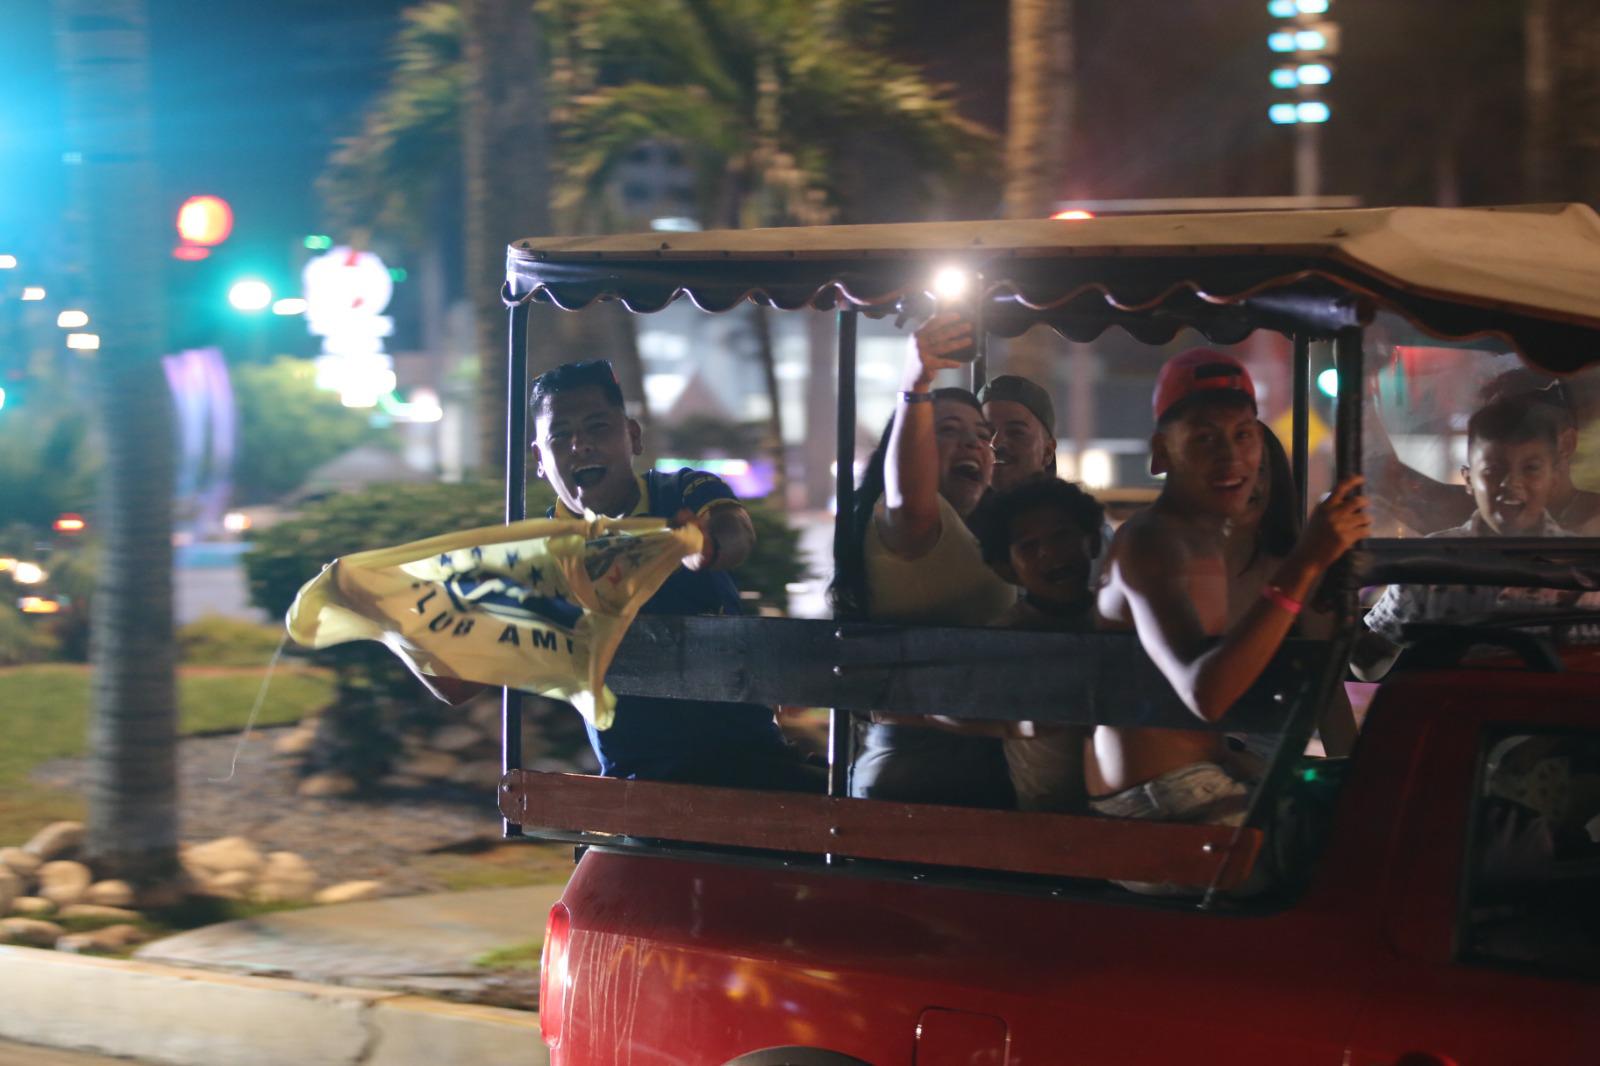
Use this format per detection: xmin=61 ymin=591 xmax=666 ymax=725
xmin=500 ymin=770 xmax=1262 ymax=891
xmin=607 ymin=616 xmax=1322 ymax=733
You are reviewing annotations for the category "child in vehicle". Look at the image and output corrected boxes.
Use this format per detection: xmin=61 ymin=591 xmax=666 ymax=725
xmin=1353 ymin=396 xmax=1572 ymax=681
xmin=978 ymin=478 xmax=1105 ymax=810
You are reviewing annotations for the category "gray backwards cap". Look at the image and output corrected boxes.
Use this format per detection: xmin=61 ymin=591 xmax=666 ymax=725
xmin=978 ymin=374 xmax=1055 ymax=437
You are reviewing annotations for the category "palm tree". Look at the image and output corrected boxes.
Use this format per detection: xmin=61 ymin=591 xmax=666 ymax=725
xmin=551 ymin=0 xmax=992 ymax=500
xmin=51 ymin=0 xmax=180 ymax=888
xmin=1002 ymin=0 xmax=1074 ymax=387
xmin=325 ymin=0 xmax=992 ymax=486
xmin=461 ymin=0 xmax=555 ymax=475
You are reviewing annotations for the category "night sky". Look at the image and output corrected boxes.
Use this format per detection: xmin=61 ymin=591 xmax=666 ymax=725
xmin=0 ymin=0 xmax=1537 ymax=272
xmin=2 ymin=1 xmax=408 ymax=263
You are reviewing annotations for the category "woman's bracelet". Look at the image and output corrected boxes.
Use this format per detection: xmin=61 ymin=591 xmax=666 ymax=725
xmin=898 ymin=389 xmax=935 ymax=404
xmin=1260 ymin=583 xmax=1303 ymax=616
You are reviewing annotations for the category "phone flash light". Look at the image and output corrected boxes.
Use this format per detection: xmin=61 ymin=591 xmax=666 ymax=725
xmin=931 ymin=266 xmax=970 ymax=300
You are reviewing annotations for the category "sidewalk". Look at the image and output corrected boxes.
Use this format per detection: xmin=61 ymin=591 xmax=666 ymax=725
xmin=0 ymin=885 xmax=563 ymax=1066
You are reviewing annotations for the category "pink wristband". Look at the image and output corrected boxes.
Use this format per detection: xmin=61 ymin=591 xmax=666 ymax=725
xmin=1261 ymin=584 xmax=1303 ymax=616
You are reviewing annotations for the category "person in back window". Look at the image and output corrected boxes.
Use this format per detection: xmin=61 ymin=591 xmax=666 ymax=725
xmin=531 ymin=359 xmax=822 ymax=790
xmin=1353 ymin=397 xmax=1575 ymax=681
xmin=1092 ymin=349 xmax=1368 ymax=882
xmin=1367 ymin=366 xmax=1600 ymax=535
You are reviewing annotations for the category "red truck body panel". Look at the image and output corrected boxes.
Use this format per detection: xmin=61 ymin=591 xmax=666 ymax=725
xmin=542 ymin=670 xmax=1600 ymax=1065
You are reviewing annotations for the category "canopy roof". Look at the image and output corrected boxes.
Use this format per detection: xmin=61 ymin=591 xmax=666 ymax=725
xmin=507 ymin=203 xmax=1600 ymax=372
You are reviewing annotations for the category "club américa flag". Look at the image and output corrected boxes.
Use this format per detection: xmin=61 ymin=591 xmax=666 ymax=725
xmin=285 ymin=515 xmax=701 ymax=730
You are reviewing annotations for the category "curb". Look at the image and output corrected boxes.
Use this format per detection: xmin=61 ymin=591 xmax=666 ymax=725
xmin=0 ymin=946 xmax=547 ymax=1066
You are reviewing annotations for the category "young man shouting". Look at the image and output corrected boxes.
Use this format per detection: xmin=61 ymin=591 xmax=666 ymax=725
xmin=531 ymin=359 xmax=821 ymax=790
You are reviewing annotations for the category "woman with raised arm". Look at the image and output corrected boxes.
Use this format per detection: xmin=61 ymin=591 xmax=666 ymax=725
xmin=829 ymin=313 xmax=1018 ymax=808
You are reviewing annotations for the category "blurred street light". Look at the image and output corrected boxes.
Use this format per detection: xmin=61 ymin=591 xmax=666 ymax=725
xmin=21 ymin=287 xmax=45 ymax=301
xmin=0 ymin=255 xmax=15 ymax=269
xmin=13 ymin=561 xmax=46 ymax=585
xmin=228 ymin=279 xmax=273 ymax=312
xmin=18 ymin=596 xmax=63 ymax=615
xmin=66 ymin=332 xmax=100 ymax=350
xmin=272 ymin=297 xmax=307 ymax=315
xmin=57 ymin=309 xmax=89 ymax=328
xmin=53 ymin=513 xmax=87 ymax=534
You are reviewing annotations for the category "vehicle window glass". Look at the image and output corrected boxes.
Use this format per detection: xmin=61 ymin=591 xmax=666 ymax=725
xmin=1459 ymin=726 xmax=1600 ymax=980
xmin=1351 ymin=321 xmax=1600 ymax=677
xmin=1363 ymin=315 xmax=1600 ymax=540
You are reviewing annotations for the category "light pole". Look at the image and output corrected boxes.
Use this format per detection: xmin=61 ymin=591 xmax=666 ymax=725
xmin=1267 ymin=1 xmax=1338 ymax=198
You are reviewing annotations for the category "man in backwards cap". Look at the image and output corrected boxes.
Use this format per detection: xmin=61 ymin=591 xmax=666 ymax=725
xmin=1092 ymin=349 xmax=1369 ymax=883
xmin=979 ymin=374 xmax=1057 ymax=493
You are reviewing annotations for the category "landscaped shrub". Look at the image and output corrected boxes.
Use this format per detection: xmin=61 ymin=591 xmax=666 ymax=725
xmin=736 ymin=497 xmax=807 ymax=613
xmin=0 ymin=606 xmax=60 ymax=666
xmin=177 ymin=616 xmax=290 ymax=667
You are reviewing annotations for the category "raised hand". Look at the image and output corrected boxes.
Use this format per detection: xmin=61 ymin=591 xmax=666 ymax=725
xmin=904 ymin=312 xmax=974 ymax=390
xmin=1297 ymin=475 xmax=1373 ymax=569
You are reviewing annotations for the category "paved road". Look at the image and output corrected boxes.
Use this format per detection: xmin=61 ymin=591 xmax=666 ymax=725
xmin=0 ymin=1039 xmax=153 ymax=1064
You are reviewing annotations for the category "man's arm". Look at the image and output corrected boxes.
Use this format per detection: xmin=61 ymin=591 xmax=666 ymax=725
xmin=1348 ymin=584 xmax=1410 ymax=682
xmin=1366 ymin=375 xmax=1473 ymax=531
xmin=1117 ymin=477 xmax=1369 ymax=721
xmin=686 ymin=501 xmax=755 ymax=572
xmin=673 ymin=469 xmax=756 ymax=572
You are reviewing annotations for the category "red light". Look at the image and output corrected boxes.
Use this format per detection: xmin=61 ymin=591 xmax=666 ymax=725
xmin=540 ymin=902 xmax=570 ymax=1049
xmin=53 ymin=513 xmax=87 ymax=534
xmin=172 ymin=244 xmax=211 ymax=262
xmin=1050 ymin=209 xmax=1095 ymax=221
xmin=176 ymin=195 xmax=234 ymax=246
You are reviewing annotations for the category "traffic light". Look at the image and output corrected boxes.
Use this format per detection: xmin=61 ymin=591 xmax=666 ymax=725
xmin=173 ymin=195 xmax=234 ymax=262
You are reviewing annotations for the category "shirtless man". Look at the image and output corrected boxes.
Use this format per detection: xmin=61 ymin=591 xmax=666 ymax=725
xmin=1093 ymin=349 xmax=1370 ymax=832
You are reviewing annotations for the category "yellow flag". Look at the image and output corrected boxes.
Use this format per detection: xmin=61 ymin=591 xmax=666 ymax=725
xmin=284 ymin=515 xmax=701 ymax=731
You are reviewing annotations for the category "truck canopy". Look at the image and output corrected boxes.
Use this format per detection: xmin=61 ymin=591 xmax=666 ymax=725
xmin=508 ymin=203 xmax=1600 ymax=373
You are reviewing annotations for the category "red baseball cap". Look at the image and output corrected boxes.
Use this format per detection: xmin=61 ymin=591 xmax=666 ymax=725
xmin=1151 ymin=347 xmax=1257 ymax=424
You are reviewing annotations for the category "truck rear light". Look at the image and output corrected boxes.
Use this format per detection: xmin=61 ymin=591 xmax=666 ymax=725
xmin=541 ymin=901 xmax=571 ymax=1049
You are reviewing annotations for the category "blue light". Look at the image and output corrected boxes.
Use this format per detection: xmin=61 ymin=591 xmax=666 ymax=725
xmin=1270 ymin=68 xmax=1300 ymax=89
xmin=1297 ymin=0 xmax=1330 ymax=12
xmin=1267 ymin=0 xmax=1296 ymax=15
xmin=1269 ymin=103 xmax=1300 ymax=125
xmin=1297 ymin=101 xmax=1331 ymax=123
xmin=1268 ymin=31 xmax=1297 ymax=52
xmin=1296 ymin=29 xmax=1327 ymax=50
xmin=1317 ymin=368 xmax=1339 ymax=397
xmin=1297 ymin=63 xmax=1332 ymax=85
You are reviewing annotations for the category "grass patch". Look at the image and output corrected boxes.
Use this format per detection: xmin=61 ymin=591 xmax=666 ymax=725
xmin=473 ymin=939 xmax=543 ymax=971
xmin=0 ymin=663 xmax=334 ymax=845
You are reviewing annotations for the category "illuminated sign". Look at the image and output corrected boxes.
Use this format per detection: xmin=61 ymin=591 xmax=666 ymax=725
xmin=302 ymin=246 xmax=396 ymax=409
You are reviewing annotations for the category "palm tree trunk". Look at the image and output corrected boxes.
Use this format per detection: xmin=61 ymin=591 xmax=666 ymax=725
xmin=53 ymin=0 xmax=179 ymax=887
xmin=463 ymin=0 xmax=552 ymax=475
xmin=1558 ymin=0 xmax=1600 ymax=202
xmin=1003 ymin=0 xmax=1075 ymax=387
xmin=749 ymin=305 xmax=789 ymax=506
xmin=1525 ymin=0 xmax=1557 ymax=201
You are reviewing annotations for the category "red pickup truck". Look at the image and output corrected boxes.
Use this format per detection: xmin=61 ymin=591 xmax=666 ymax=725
xmin=488 ymin=208 xmax=1600 ymax=1064
xmin=534 ymin=659 xmax=1599 ymax=1065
